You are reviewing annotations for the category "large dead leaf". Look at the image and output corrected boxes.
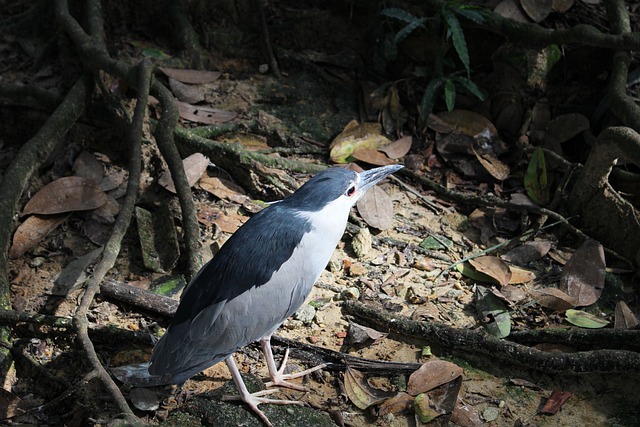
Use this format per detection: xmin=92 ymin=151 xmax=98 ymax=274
xmin=351 ymin=147 xmax=396 ymax=166
xmin=539 ymin=390 xmax=572 ymax=415
xmin=169 ymin=78 xmax=205 ymax=103
xmin=9 ymin=214 xmax=70 ymax=259
xmin=176 ymin=101 xmax=237 ymax=125
xmin=22 ymin=176 xmax=107 ymax=215
xmin=356 ymin=185 xmax=394 ymax=230
xmin=343 ymin=366 xmax=394 ymax=410
xmin=159 ymin=153 xmax=209 ymax=193
xmin=532 ymin=287 xmax=577 ymax=311
xmin=378 ymin=392 xmax=414 ymax=417
xmin=501 ymin=240 xmax=553 ymax=263
xmin=199 ymin=176 xmax=247 ymax=203
xmin=407 ymin=360 xmax=463 ymax=396
xmin=52 ymin=248 xmax=103 ymax=296
xmin=346 ymin=321 xmax=387 ymax=347
xmin=437 ymin=110 xmax=498 ymax=140
xmin=379 ymin=136 xmax=412 ymax=159
xmin=614 ymin=301 xmax=639 ymax=329
xmin=494 ymin=0 xmax=531 ymax=22
xmin=547 ymin=113 xmax=590 ymax=143
xmin=520 ymin=0 xmax=552 ymax=22
xmin=159 ymin=67 xmax=221 ymax=84
xmin=196 ymin=205 xmax=247 ymax=233
xmin=329 ymin=120 xmax=392 ymax=164
xmin=472 ymin=148 xmax=510 ymax=181
xmin=72 ymin=150 xmax=104 ymax=183
xmin=469 ymin=256 xmax=512 ymax=286
xmin=559 ymin=239 xmax=605 ymax=307
xmin=0 ymin=388 xmax=26 ymax=418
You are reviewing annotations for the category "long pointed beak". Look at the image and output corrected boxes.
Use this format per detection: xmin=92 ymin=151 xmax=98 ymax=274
xmin=357 ymin=164 xmax=403 ymax=197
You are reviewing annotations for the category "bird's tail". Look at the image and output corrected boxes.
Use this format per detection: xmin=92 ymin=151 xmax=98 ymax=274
xmin=110 ymin=362 xmax=174 ymax=387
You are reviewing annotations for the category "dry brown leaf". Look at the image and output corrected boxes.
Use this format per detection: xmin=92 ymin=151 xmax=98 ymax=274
xmin=129 ymin=387 xmax=160 ymax=411
xmin=507 ymin=266 xmax=536 ymax=284
xmin=494 ymin=0 xmax=531 ymax=22
xmin=346 ymin=321 xmax=388 ymax=347
xmin=379 ymin=136 xmax=412 ymax=159
xmin=614 ymin=301 xmax=639 ymax=330
xmin=356 ymin=185 xmax=394 ymax=230
xmin=9 ymin=214 xmax=70 ymax=259
xmin=451 ymin=396 xmax=483 ymax=427
xmin=559 ymin=240 xmax=605 ymax=307
xmin=72 ymin=150 xmax=104 ymax=183
xmin=91 ymin=194 xmax=121 ymax=224
xmin=159 ymin=67 xmax=221 ymax=84
xmin=532 ymin=287 xmax=577 ymax=311
xmin=499 ymin=284 xmax=528 ymax=303
xmin=469 ymin=256 xmax=512 ymax=286
xmin=159 ymin=153 xmax=209 ymax=193
xmin=22 ymin=177 xmax=107 ymax=215
xmin=100 ymin=169 xmax=127 ymax=192
xmin=547 ymin=113 xmax=590 ymax=143
xmin=343 ymin=366 xmax=394 ymax=410
xmin=176 ymin=101 xmax=237 ymax=125
xmin=539 ymin=390 xmax=572 ymax=415
xmin=199 ymin=176 xmax=247 ymax=202
xmin=520 ymin=0 xmax=552 ymax=22
xmin=501 ymin=240 xmax=553 ymax=263
xmin=351 ymin=147 xmax=396 ymax=166
xmin=552 ymin=0 xmax=575 ymax=13
xmin=437 ymin=110 xmax=498 ymax=139
xmin=196 ymin=205 xmax=247 ymax=233
xmin=472 ymin=148 xmax=510 ymax=181
xmin=169 ymin=78 xmax=205 ymax=104
xmin=407 ymin=360 xmax=463 ymax=396
xmin=0 ymin=388 xmax=26 ymax=418
xmin=378 ymin=392 xmax=414 ymax=417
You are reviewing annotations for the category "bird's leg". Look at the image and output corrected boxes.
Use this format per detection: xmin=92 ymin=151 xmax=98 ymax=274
xmin=222 ymin=355 xmax=303 ymax=427
xmin=261 ymin=336 xmax=327 ymax=391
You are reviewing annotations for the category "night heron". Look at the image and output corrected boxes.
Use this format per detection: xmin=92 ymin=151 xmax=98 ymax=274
xmin=137 ymin=165 xmax=401 ymax=425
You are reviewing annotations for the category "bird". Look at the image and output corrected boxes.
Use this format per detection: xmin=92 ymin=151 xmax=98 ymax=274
xmin=139 ymin=164 xmax=401 ymax=425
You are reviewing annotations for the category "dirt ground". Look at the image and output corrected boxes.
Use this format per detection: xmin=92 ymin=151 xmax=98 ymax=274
xmin=2 ymin=1 xmax=640 ymax=426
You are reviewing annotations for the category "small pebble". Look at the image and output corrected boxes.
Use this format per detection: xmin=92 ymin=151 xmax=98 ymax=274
xmin=293 ymin=304 xmax=316 ymax=324
xmin=30 ymin=257 xmax=45 ymax=268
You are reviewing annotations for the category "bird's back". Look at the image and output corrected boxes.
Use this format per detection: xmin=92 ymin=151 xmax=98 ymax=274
xmin=148 ymin=196 xmax=349 ymax=384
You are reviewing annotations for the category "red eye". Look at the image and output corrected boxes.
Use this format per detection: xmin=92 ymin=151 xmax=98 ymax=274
xmin=346 ymin=185 xmax=356 ymax=197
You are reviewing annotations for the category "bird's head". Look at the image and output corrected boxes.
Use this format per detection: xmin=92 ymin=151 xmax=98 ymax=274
xmin=283 ymin=164 xmax=403 ymax=214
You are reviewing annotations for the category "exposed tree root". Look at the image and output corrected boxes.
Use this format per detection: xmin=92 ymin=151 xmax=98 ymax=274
xmin=342 ymin=301 xmax=640 ymax=373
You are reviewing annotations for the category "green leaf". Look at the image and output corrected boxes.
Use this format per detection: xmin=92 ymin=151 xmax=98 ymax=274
xmin=444 ymin=79 xmax=456 ymax=111
xmin=524 ymin=147 xmax=550 ymax=205
xmin=419 ymin=235 xmax=454 ymax=250
xmin=380 ymin=7 xmax=420 ymax=23
xmin=546 ymin=44 xmax=563 ymax=72
xmin=455 ymin=7 xmax=486 ymax=24
xmin=453 ymin=76 xmax=486 ymax=101
xmin=394 ymin=17 xmax=427 ymax=44
xmin=476 ymin=286 xmax=511 ymax=338
xmin=420 ymin=77 xmax=445 ymax=120
xmin=442 ymin=9 xmax=470 ymax=75
xmin=565 ymin=309 xmax=609 ymax=329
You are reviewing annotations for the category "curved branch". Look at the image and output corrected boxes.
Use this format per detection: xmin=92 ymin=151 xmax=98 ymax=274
xmin=151 ymin=81 xmax=203 ymax=278
xmin=73 ymin=58 xmax=152 ymax=424
xmin=342 ymin=301 xmax=640 ymax=373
